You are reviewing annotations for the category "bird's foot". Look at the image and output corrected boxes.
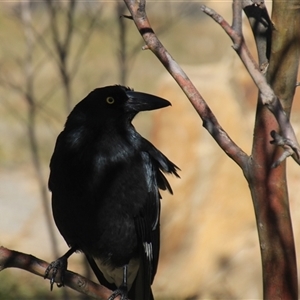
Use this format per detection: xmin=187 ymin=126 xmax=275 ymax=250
xmin=108 ymin=285 xmax=129 ymax=300
xmin=44 ymin=256 xmax=68 ymax=290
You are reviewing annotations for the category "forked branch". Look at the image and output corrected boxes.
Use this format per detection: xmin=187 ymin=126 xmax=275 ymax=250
xmin=201 ymin=1 xmax=300 ymax=166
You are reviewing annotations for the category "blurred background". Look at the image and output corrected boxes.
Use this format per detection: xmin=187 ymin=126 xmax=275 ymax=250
xmin=0 ymin=1 xmax=300 ymax=299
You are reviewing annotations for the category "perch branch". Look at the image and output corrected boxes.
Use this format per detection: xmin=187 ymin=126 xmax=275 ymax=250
xmin=0 ymin=246 xmax=118 ymax=300
xmin=201 ymin=2 xmax=300 ymax=167
xmin=123 ymin=0 xmax=249 ymax=173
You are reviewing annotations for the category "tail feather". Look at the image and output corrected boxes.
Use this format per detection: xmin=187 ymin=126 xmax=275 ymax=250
xmin=129 ymin=256 xmax=154 ymax=300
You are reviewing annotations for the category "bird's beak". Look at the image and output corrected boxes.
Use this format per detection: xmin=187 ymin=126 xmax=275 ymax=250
xmin=125 ymin=90 xmax=171 ymax=112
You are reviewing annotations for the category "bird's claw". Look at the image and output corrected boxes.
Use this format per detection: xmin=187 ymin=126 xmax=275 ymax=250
xmin=270 ymin=130 xmax=300 ymax=167
xmin=108 ymin=286 xmax=129 ymax=300
xmin=44 ymin=256 xmax=68 ymax=290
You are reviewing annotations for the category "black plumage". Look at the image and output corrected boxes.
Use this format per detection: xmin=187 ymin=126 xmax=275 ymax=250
xmin=45 ymin=85 xmax=179 ymax=300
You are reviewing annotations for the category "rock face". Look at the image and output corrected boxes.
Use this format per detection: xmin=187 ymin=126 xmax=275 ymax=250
xmin=150 ymin=60 xmax=300 ymax=299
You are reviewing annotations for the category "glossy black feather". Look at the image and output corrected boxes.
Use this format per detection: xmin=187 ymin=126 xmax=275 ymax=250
xmin=48 ymin=85 xmax=179 ymax=299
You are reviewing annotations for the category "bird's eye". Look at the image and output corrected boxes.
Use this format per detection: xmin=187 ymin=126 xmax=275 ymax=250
xmin=106 ymin=97 xmax=115 ymax=105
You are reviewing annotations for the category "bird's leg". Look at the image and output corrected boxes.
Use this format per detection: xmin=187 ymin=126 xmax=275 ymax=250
xmin=108 ymin=265 xmax=129 ymax=300
xmin=44 ymin=246 xmax=77 ymax=290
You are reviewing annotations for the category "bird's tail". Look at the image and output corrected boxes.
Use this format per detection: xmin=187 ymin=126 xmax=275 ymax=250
xmin=128 ymin=255 xmax=154 ymax=300
xmin=85 ymin=254 xmax=154 ymax=300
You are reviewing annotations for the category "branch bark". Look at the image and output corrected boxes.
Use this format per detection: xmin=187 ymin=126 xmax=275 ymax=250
xmin=249 ymin=0 xmax=300 ymax=298
xmin=123 ymin=0 xmax=249 ymax=173
xmin=201 ymin=2 xmax=300 ymax=166
xmin=0 ymin=246 xmax=117 ymax=300
xmin=242 ymin=0 xmax=272 ymax=68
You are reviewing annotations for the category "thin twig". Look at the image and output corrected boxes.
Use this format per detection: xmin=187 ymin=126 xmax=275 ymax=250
xmin=232 ymin=0 xmax=243 ymax=35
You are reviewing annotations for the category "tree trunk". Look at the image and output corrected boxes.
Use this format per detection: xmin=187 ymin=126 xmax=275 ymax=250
xmin=250 ymin=1 xmax=300 ymax=298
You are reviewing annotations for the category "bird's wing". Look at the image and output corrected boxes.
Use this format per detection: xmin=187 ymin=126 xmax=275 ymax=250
xmin=124 ymin=150 xmax=159 ymax=300
xmin=140 ymin=151 xmax=161 ymax=275
xmin=137 ymin=137 xmax=180 ymax=271
xmin=141 ymin=137 xmax=180 ymax=193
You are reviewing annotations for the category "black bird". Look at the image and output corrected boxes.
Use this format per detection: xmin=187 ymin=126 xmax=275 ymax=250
xmin=45 ymin=85 xmax=179 ymax=300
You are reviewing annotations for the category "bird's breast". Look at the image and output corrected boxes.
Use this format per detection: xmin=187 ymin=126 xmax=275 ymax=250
xmin=51 ymin=132 xmax=157 ymax=266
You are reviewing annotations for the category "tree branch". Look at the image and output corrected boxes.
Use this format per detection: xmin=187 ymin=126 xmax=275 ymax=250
xmin=201 ymin=2 xmax=300 ymax=167
xmin=242 ymin=0 xmax=272 ymax=67
xmin=123 ymin=0 xmax=249 ymax=173
xmin=0 ymin=246 xmax=117 ymax=300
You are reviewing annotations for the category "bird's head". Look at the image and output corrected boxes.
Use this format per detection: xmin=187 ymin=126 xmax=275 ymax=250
xmin=66 ymin=85 xmax=171 ymax=129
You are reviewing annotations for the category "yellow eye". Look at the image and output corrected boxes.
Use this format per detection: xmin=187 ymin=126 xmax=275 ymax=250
xmin=106 ymin=97 xmax=115 ymax=104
